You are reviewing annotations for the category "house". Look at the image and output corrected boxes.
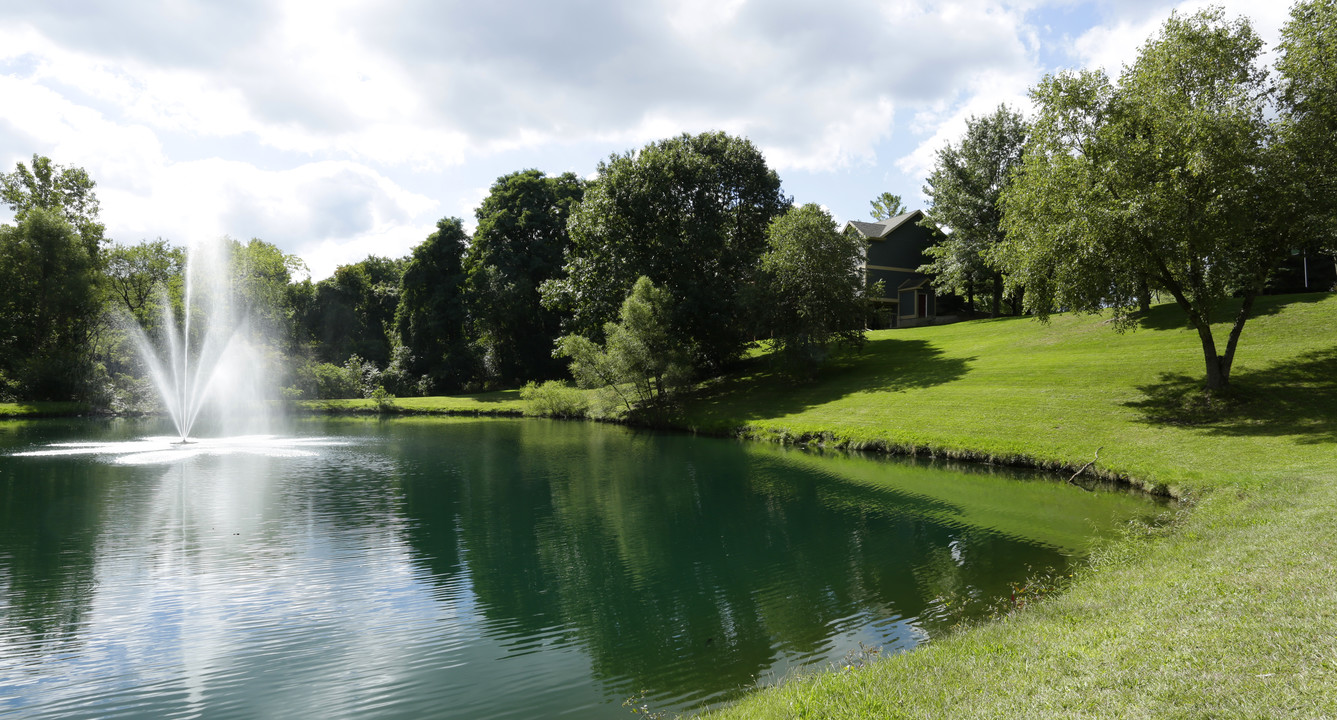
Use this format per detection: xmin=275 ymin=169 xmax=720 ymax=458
xmin=843 ymin=209 xmax=939 ymax=328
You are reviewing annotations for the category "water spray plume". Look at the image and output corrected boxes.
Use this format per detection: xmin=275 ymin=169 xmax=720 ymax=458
xmin=131 ymin=238 xmax=274 ymax=441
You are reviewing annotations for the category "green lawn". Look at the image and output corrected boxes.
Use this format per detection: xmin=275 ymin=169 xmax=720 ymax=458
xmin=0 ymin=401 xmax=91 ymax=418
xmin=299 ymin=389 xmax=524 ymax=415
xmin=677 ymin=293 xmax=1337 ymax=719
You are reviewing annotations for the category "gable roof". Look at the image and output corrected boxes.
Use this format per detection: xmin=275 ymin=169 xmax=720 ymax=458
xmin=842 ymin=209 xmax=925 ymax=240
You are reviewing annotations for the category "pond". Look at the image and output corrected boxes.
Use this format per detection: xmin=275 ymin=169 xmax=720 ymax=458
xmin=0 ymin=418 xmax=1165 ymax=718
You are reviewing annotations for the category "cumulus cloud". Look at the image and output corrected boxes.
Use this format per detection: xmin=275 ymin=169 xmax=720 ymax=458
xmin=11 ymin=0 xmax=1294 ymax=277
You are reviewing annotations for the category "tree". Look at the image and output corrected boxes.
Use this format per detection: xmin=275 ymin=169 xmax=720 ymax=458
xmin=397 ymin=218 xmax=473 ymax=394
xmin=1275 ymin=0 xmax=1337 ymax=277
xmin=227 ymin=237 xmax=307 ymax=348
xmin=1 ymin=154 xmax=105 ymax=258
xmin=555 ymin=276 xmax=689 ymax=415
xmin=465 ymin=169 xmax=583 ymax=387
xmin=301 ymin=256 xmax=404 ymax=366
xmin=869 ymin=192 xmax=907 ymax=220
xmin=760 ymin=203 xmax=878 ymax=374
xmin=103 ymin=239 xmax=185 ymax=328
xmin=542 ymin=131 xmax=789 ymax=372
xmin=0 ymin=209 xmax=101 ymax=400
xmin=1000 ymin=9 xmax=1281 ymax=391
xmin=921 ymin=105 xmax=1029 ymax=317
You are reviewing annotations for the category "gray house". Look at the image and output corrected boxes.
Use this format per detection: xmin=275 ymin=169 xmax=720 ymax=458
xmin=843 ymin=210 xmax=938 ymax=328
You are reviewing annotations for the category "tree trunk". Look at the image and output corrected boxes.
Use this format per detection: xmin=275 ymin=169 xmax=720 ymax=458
xmin=1138 ymin=279 xmax=1151 ymax=313
xmin=991 ymin=273 xmax=1002 ymax=318
xmin=1194 ymin=323 xmax=1229 ymax=391
xmin=1013 ymin=285 xmax=1025 ymax=316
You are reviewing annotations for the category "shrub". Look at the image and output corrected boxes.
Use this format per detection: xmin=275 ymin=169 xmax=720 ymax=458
xmin=520 ymin=380 xmax=588 ymax=418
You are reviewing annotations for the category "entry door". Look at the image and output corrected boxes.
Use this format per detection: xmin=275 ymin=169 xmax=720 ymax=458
xmin=917 ymin=292 xmax=927 ymax=318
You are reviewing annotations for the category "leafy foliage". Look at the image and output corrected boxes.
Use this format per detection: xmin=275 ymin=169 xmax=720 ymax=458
xmin=103 ymin=239 xmax=185 ymax=329
xmin=465 ymin=169 xmax=583 ymax=387
xmin=921 ymin=105 xmax=1028 ymax=317
xmin=519 ymin=380 xmax=589 ymax=418
xmin=397 ymin=218 xmax=474 ymax=394
xmin=555 ymin=277 xmax=690 ymax=416
xmin=869 ymin=192 xmax=907 ymax=221
xmin=299 ymin=255 xmax=404 ymax=366
xmin=1 ymin=154 xmax=105 ymax=258
xmin=0 ymin=209 xmax=102 ymax=400
xmin=760 ymin=203 xmax=878 ymax=375
xmin=542 ymin=131 xmax=789 ymax=372
xmin=1000 ymin=8 xmax=1287 ymax=390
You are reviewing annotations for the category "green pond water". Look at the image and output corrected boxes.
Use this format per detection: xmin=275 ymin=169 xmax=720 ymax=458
xmin=0 ymin=417 xmax=1166 ymax=718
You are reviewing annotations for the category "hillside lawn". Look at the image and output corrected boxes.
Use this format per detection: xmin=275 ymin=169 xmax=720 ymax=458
xmin=676 ymin=292 xmax=1337 ymax=719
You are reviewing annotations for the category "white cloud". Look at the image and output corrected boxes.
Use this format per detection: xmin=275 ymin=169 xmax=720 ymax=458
xmin=1072 ymin=0 xmax=1292 ymax=76
xmin=6 ymin=0 xmax=1294 ymax=280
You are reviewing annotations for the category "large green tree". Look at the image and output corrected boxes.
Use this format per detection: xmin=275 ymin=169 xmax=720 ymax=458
xmin=465 ymin=169 xmax=583 ymax=387
xmin=301 ymin=255 xmax=404 ymax=366
xmin=1 ymin=154 xmax=105 ymax=259
xmin=0 ymin=209 xmax=102 ymax=400
xmin=760 ymin=203 xmax=877 ymax=374
xmin=397 ymin=218 xmax=473 ymax=394
xmin=542 ymin=131 xmax=789 ymax=372
xmin=921 ymin=105 xmax=1029 ymax=317
xmin=1000 ymin=8 xmax=1296 ymax=391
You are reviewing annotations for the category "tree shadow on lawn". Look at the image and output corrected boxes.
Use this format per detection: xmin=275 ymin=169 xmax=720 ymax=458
xmin=1136 ymin=293 xmax=1331 ymax=332
xmin=1125 ymin=345 xmax=1337 ymax=445
xmin=679 ymin=337 xmax=974 ymax=429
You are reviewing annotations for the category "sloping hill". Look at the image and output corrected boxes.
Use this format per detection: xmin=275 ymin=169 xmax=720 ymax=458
xmin=685 ymin=293 xmax=1337 ymax=719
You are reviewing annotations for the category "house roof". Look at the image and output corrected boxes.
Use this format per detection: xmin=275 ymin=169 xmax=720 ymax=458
xmin=898 ymin=276 xmax=930 ymax=291
xmin=842 ymin=209 xmax=925 ymax=240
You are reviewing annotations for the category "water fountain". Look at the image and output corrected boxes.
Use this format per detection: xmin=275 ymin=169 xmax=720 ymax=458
xmin=131 ymin=239 xmax=274 ymax=443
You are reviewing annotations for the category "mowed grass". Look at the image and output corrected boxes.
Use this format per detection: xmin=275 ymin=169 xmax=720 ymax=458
xmin=0 ymin=401 xmax=91 ymax=418
xmin=680 ymin=292 xmax=1337 ymax=719
xmin=300 ymin=388 xmax=524 ymax=415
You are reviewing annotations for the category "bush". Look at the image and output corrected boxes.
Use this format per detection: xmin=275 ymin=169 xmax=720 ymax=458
xmin=313 ymin=362 xmax=358 ymax=399
xmin=520 ymin=380 xmax=588 ymax=418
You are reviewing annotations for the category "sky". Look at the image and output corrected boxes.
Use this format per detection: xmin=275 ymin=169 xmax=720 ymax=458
xmin=0 ymin=0 xmax=1295 ymax=280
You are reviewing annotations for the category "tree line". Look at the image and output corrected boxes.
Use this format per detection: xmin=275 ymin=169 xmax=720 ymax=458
xmin=1 ymin=133 xmax=879 ymax=410
xmin=2 ymin=1 xmax=1332 ymax=407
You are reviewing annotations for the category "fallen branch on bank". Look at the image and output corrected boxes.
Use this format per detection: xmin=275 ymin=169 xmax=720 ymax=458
xmin=1068 ymin=447 xmax=1103 ymax=490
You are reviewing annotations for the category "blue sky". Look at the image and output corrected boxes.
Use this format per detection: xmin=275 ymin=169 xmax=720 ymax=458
xmin=0 ymin=0 xmax=1293 ymax=279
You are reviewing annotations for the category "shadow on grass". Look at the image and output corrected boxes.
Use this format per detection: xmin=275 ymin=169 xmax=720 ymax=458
xmin=1136 ymin=292 xmax=1331 ymax=332
xmin=1125 ymin=345 xmax=1337 ymax=444
xmin=678 ymin=337 xmax=973 ymax=429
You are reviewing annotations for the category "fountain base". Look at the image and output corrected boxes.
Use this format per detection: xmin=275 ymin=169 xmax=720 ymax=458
xmin=172 ymin=439 xmax=197 ymax=446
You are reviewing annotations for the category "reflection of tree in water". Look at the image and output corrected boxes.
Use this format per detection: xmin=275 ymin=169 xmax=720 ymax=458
xmin=0 ymin=459 xmax=111 ymax=659
xmin=391 ymin=420 xmax=1072 ymax=707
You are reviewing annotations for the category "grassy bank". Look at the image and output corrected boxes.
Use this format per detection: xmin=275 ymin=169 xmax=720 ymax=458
xmin=674 ymin=293 xmax=1337 ymax=718
xmin=0 ymin=401 xmax=92 ymax=418
xmin=299 ymin=389 xmax=524 ymax=416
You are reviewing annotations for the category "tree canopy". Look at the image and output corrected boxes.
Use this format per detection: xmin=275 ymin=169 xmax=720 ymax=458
xmin=465 ymin=169 xmax=583 ymax=387
xmin=300 ymin=255 xmax=404 ymax=366
xmin=921 ymin=105 xmax=1028 ymax=317
xmin=542 ymin=131 xmax=789 ymax=372
xmin=1 ymin=154 xmax=105 ymax=258
xmin=397 ymin=217 xmax=473 ymax=394
xmin=869 ymin=192 xmax=907 ymax=221
xmin=0 ymin=209 xmax=102 ymax=400
xmin=1000 ymin=8 xmax=1295 ymax=390
xmin=760 ymin=203 xmax=876 ymax=374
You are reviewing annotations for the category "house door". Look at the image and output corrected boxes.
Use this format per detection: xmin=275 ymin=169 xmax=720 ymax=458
xmin=917 ymin=292 xmax=927 ymax=318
